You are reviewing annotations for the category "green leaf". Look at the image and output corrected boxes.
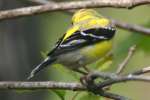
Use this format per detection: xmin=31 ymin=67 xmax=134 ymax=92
xmin=52 ymin=90 xmax=66 ymax=100
xmin=97 ymin=60 xmax=113 ymax=71
xmin=53 ymin=64 xmax=80 ymax=81
xmin=95 ymin=53 xmax=113 ymax=71
xmin=79 ymin=92 xmax=101 ymax=100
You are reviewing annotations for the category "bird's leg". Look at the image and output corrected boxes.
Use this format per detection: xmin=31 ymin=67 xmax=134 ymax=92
xmin=72 ymin=68 xmax=88 ymax=85
xmin=79 ymin=66 xmax=91 ymax=86
xmin=73 ymin=66 xmax=91 ymax=85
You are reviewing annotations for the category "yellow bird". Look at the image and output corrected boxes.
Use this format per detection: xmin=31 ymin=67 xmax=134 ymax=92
xmin=28 ymin=9 xmax=116 ymax=79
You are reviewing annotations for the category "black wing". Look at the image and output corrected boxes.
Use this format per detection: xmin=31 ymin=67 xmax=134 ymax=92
xmin=47 ymin=33 xmax=65 ymax=56
xmin=48 ymin=27 xmax=116 ymax=57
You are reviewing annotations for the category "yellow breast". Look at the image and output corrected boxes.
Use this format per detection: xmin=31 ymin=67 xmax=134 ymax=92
xmin=80 ymin=40 xmax=112 ymax=63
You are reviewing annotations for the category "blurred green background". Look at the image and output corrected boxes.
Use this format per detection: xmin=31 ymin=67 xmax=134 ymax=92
xmin=0 ymin=0 xmax=150 ymax=100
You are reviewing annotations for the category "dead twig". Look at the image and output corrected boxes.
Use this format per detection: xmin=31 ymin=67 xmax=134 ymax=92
xmin=116 ymin=45 xmax=136 ymax=75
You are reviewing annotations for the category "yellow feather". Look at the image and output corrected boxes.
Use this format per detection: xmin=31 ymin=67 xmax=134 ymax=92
xmin=72 ymin=9 xmax=103 ymax=24
xmin=96 ymin=18 xmax=109 ymax=27
xmin=80 ymin=40 xmax=112 ymax=62
xmin=63 ymin=25 xmax=79 ymax=41
xmin=79 ymin=18 xmax=110 ymax=30
xmin=63 ymin=9 xmax=110 ymax=41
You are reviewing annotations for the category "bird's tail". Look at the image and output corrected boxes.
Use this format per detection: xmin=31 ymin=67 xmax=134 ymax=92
xmin=27 ymin=57 xmax=56 ymax=80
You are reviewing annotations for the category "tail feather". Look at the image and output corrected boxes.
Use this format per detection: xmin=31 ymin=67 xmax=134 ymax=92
xmin=27 ymin=57 xmax=56 ymax=80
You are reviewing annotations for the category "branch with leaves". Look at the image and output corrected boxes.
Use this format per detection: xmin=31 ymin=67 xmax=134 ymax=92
xmin=0 ymin=45 xmax=150 ymax=100
xmin=0 ymin=68 xmax=150 ymax=100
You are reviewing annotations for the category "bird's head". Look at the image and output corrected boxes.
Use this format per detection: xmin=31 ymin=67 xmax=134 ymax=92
xmin=72 ymin=9 xmax=110 ymax=27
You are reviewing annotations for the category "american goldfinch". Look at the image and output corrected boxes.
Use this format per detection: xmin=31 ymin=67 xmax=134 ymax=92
xmin=27 ymin=9 xmax=116 ymax=79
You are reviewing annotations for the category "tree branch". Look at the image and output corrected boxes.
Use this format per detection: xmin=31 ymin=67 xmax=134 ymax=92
xmin=81 ymin=70 xmax=150 ymax=90
xmin=0 ymin=0 xmax=150 ymax=21
xmin=111 ymin=19 xmax=150 ymax=36
xmin=26 ymin=0 xmax=55 ymax=5
xmin=0 ymin=0 xmax=149 ymax=36
xmin=0 ymin=81 xmax=85 ymax=90
xmin=0 ymin=66 xmax=150 ymax=100
xmin=130 ymin=66 xmax=150 ymax=75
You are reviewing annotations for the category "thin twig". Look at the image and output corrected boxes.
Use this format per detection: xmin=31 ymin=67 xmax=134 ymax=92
xmin=71 ymin=92 xmax=80 ymax=100
xmin=93 ymin=89 xmax=129 ymax=100
xmin=116 ymin=45 xmax=136 ymax=74
xmin=26 ymin=0 xmax=55 ymax=5
xmin=102 ymin=75 xmax=150 ymax=87
xmin=130 ymin=66 xmax=150 ymax=75
xmin=112 ymin=19 xmax=150 ymax=36
xmin=85 ymin=71 xmax=150 ymax=88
